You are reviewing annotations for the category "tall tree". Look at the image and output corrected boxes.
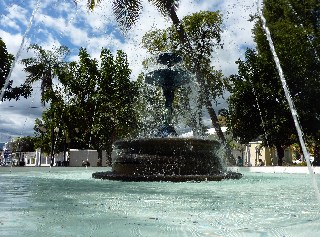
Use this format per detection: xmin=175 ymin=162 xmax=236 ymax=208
xmin=11 ymin=136 xmax=36 ymax=153
xmin=52 ymin=47 xmax=138 ymax=165
xmin=262 ymin=0 xmax=320 ymax=164
xmin=227 ymin=47 xmax=297 ymax=165
xmin=92 ymin=48 xmax=138 ymax=164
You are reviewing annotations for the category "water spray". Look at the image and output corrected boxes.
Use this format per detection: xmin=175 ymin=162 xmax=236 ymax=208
xmin=0 ymin=0 xmax=41 ymax=101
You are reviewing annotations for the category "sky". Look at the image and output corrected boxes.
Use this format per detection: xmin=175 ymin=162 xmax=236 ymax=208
xmin=0 ymin=0 xmax=257 ymax=142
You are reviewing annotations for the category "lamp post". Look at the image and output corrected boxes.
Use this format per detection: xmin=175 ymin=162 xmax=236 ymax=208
xmin=38 ymin=126 xmax=47 ymax=166
xmin=39 ymin=125 xmax=59 ymax=166
xmin=255 ymin=146 xmax=261 ymax=166
xmin=61 ymin=129 xmax=67 ymax=166
xmin=63 ymin=130 xmax=66 ymax=165
xmin=17 ymin=142 xmax=21 ymax=166
xmin=50 ymin=127 xmax=59 ymax=167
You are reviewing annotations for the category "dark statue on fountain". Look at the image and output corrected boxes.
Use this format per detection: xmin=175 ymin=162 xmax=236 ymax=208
xmin=144 ymin=52 xmax=189 ymax=137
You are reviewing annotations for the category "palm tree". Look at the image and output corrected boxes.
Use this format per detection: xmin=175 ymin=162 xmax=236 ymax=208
xmin=80 ymin=0 xmax=235 ymax=164
xmin=21 ymin=44 xmax=70 ymax=104
xmin=79 ymin=0 xmax=184 ymax=38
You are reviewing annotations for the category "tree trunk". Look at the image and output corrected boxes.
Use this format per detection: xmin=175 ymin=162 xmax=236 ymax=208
xmin=276 ymin=145 xmax=284 ymax=166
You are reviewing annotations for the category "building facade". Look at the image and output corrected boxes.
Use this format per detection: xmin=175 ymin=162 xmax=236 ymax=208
xmin=237 ymin=141 xmax=294 ymax=166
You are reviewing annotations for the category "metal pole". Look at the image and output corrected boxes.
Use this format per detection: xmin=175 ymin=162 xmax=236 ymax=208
xmin=51 ymin=127 xmax=54 ymax=167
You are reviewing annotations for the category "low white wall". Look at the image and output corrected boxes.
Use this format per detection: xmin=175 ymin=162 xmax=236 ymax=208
xmin=228 ymin=166 xmax=320 ymax=174
xmin=69 ymin=149 xmax=107 ymax=167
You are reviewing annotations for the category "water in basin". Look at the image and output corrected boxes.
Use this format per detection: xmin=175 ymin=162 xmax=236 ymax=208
xmin=1 ymin=167 xmax=319 ymax=237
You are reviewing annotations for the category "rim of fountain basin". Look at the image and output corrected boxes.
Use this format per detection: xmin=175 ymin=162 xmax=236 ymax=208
xmin=92 ymin=171 xmax=242 ymax=182
xmin=92 ymin=137 xmax=242 ymax=182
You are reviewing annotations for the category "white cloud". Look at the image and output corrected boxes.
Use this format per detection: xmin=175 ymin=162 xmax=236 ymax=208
xmin=0 ymin=4 xmax=29 ymax=30
xmin=79 ymin=1 xmax=115 ymax=31
xmin=185 ymin=0 xmax=256 ymax=76
xmin=0 ymin=30 xmax=23 ymax=54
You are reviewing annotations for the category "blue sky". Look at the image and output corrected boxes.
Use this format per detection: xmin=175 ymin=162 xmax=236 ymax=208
xmin=0 ymin=0 xmax=256 ymax=142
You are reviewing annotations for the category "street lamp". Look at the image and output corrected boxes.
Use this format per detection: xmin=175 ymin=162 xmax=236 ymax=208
xmin=17 ymin=142 xmax=21 ymax=166
xmin=39 ymin=125 xmax=60 ymax=167
xmin=38 ymin=126 xmax=47 ymax=166
xmin=255 ymin=146 xmax=261 ymax=166
xmin=50 ymin=127 xmax=59 ymax=167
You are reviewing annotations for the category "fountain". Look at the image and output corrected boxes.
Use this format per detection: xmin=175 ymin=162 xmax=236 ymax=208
xmin=93 ymin=53 xmax=241 ymax=181
xmin=2 ymin=2 xmax=320 ymax=236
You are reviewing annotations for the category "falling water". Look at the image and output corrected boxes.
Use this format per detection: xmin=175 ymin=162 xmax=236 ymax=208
xmin=257 ymin=0 xmax=320 ymax=202
xmin=0 ymin=0 xmax=41 ymax=101
xmin=185 ymin=80 xmax=204 ymax=137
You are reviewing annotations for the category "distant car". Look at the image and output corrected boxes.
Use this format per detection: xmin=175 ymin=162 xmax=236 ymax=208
xmin=309 ymin=156 xmax=315 ymax=163
xmin=293 ymin=156 xmax=314 ymax=165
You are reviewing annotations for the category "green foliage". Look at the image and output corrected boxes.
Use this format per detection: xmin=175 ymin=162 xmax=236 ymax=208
xmin=91 ymin=48 xmax=138 ymax=152
xmin=142 ymin=10 xmax=223 ymax=68
xmin=261 ymin=0 xmax=320 ymax=142
xmin=11 ymin=136 xmax=36 ymax=153
xmin=34 ymin=118 xmax=52 ymax=154
xmin=35 ymin=47 xmax=138 ymax=161
xmin=181 ymin=11 xmax=223 ymax=61
xmin=227 ymin=0 xmax=320 ymax=150
xmin=227 ymin=48 xmax=295 ymax=146
xmin=142 ymin=11 xmax=225 ymax=97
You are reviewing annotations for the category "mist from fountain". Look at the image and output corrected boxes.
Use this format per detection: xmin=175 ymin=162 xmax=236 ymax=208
xmin=185 ymin=79 xmax=205 ymax=137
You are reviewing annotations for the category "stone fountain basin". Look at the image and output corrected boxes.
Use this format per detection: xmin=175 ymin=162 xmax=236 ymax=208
xmin=92 ymin=138 xmax=242 ymax=181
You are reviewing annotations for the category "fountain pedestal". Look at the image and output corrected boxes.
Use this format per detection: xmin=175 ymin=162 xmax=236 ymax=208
xmin=112 ymin=138 xmax=222 ymax=175
xmin=92 ymin=138 xmax=241 ymax=181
